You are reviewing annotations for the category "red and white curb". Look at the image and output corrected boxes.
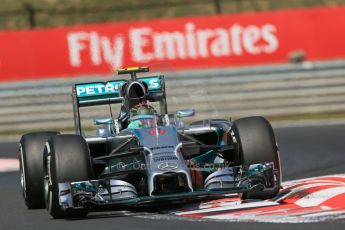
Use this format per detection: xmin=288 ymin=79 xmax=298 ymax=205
xmin=0 ymin=158 xmax=19 ymax=173
xmin=174 ymin=174 xmax=345 ymax=223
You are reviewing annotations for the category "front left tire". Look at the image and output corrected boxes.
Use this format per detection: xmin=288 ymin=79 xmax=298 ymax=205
xmin=44 ymin=134 xmax=93 ymax=219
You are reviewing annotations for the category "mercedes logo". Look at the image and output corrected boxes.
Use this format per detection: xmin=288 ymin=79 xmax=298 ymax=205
xmin=157 ymin=162 xmax=178 ymax=171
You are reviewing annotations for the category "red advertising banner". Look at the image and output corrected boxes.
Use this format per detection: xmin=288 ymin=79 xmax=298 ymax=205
xmin=1 ymin=6 xmax=345 ymax=81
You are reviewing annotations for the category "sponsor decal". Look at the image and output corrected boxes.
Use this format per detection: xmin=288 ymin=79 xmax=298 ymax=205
xmin=158 ymin=162 xmax=179 ymax=171
xmin=151 ymin=146 xmax=175 ymax=156
xmin=2 ymin=7 xmax=345 ymax=80
xmin=76 ymin=81 xmax=124 ymax=97
xmin=66 ymin=23 xmax=278 ymax=69
xmin=149 ymin=129 xmax=165 ymax=135
xmin=76 ymin=77 xmax=160 ymax=97
xmin=153 ymin=156 xmax=178 ymax=162
xmin=150 ymin=146 xmax=175 ymax=150
xmin=141 ymin=78 xmax=161 ymax=90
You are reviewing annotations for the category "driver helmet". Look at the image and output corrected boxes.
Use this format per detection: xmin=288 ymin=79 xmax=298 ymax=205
xmin=128 ymin=105 xmax=157 ymax=129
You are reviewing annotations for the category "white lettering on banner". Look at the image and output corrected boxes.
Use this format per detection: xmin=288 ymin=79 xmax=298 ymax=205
xmin=67 ymin=31 xmax=124 ymax=68
xmin=243 ymin=26 xmax=262 ymax=55
xmin=229 ymin=24 xmax=243 ymax=55
xmin=129 ymin=23 xmax=279 ymax=63
xmin=262 ymin=24 xmax=279 ymax=53
xmin=130 ymin=27 xmax=153 ymax=62
xmin=211 ymin=28 xmax=231 ymax=57
xmin=153 ymin=32 xmax=187 ymax=60
xmin=67 ymin=22 xmax=279 ymax=68
xmin=100 ymin=35 xmax=124 ymax=70
xmin=197 ymin=29 xmax=214 ymax=58
xmin=68 ymin=32 xmax=89 ymax=67
xmin=185 ymin=23 xmax=198 ymax=59
xmin=89 ymin=32 xmax=101 ymax=65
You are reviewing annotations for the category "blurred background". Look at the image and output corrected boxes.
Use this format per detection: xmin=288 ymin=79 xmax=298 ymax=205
xmin=1 ymin=0 xmax=345 ymax=30
xmin=1 ymin=0 xmax=345 ymax=141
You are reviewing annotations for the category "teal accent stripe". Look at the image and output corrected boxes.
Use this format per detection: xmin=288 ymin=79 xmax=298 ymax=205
xmin=76 ymin=76 xmax=162 ymax=99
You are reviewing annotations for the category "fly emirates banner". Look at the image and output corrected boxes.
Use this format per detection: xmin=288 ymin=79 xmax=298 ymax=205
xmin=1 ymin=6 xmax=345 ymax=81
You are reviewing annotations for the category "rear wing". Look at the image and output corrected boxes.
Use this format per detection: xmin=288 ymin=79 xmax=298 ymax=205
xmin=71 ymin=75 xmax=167 ymax=135
xmin=74 ymin=76 xmax=165 ymax=107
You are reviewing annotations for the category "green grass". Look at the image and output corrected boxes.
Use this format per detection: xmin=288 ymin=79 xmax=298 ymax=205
xmin=1 ymin=0 xmax=345 ymax=30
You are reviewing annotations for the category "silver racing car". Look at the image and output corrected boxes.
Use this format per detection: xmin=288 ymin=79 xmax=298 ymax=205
xmin=19 ymin=67 xmax=282 ymax=218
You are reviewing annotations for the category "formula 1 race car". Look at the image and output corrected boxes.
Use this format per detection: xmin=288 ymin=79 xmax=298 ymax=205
xmin=19 ymin=67 xmax=281 ymax=219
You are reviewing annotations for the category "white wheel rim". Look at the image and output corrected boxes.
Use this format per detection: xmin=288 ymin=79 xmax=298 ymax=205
xmin=19 ymin=145 xmax=27 ymax=199
xmin=44 ymin=142 xmax=52 ymax=212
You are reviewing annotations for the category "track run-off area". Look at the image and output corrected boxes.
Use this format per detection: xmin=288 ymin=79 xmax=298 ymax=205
xmin=1 ymin=124 xmax=345 ymax=229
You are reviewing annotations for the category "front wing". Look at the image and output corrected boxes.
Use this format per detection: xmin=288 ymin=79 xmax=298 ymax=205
xmin=58 ymin=163 xmax=277 ymax=211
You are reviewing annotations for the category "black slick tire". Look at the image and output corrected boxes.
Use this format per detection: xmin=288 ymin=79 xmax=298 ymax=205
xmin=43 ymin=134 xmax=93 ymax=219
xmin=19 ymin=131 xmax=59 ymax=209
xmin=233 ymin=116 xmax=281 ymax=200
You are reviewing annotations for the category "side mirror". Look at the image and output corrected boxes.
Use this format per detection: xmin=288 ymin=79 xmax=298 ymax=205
xmin=94 ymin=117 xmax=114 ymax=125
xmin=176 ymin=109 xmax=195 ymax=118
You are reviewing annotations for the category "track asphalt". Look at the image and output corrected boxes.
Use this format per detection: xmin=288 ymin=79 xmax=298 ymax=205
xmin=1 ymin=124 xmax=345 ymax=229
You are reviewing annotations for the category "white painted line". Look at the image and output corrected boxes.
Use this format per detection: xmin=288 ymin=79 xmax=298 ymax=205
xmin=274 ymin=182 xmax=343 ymax=202
xmin=175 ymin=201 xmax=279 ymax=216
xmin=295 ymin=187 xmax=345 ymax=207
xmin=0 ymin=159 xmax=19 ymax=172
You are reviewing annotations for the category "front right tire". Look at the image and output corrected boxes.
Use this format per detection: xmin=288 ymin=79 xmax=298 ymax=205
xmin=233 ymin=116 xmax=281 ymax=200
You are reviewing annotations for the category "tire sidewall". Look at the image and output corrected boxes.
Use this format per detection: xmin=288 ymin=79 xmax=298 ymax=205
xmin=44 ymin=140 xmax=64 ymax=218
xmin=233 ymin=116 xmax=281 ymax=200
xmin=19 ymin=131 xmax=59 ymax=209
xmin=44 ymin=135 xmax=91 ymax=218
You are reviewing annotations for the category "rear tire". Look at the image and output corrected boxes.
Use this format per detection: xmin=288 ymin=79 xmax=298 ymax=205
xmin=44 ymin=134 xmax=93 ymax=219
xmin=19 ymin=131 xmax=59 ymax=209
xmin=233 ymin=116 xmax=281 ymax=200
